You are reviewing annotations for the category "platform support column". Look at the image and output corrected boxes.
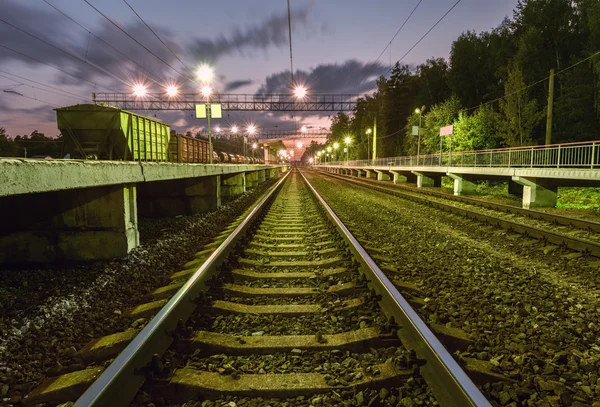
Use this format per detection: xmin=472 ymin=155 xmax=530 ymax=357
xmin=412 ymin=171 xmax=442 ymax=188
xmin=365 ymin=170 xmax=377 ymax=179
xmin=221 ymin=172 xmax=246 ymax=198
xmin=508 ymin=179 xmax=523 ymax=197
xmin=246 ymin=171 xmax=259 ymax=188
xmin=257 ymin=169 xmax=266 ymax=184
xmin=375 ymin=170 xmax=391 ymax=181
xmin=446 ymin=173 xmax=477 ymax=196
xmin=512 ymin=177 xmax=557 ymax=209
xmin=0 ymin=184 xmax=139 ymax=263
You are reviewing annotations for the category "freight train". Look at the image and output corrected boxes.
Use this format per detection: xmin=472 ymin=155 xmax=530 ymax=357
xmin=55 ymin=104 xmax=263 ymax=164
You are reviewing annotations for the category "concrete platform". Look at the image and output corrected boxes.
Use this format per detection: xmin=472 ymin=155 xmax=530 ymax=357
xmin=0 ymin=159 xmax=283 ymax=197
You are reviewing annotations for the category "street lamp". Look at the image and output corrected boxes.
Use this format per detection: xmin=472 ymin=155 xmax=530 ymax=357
xmin=293 ymin=85 xmax=307 ymax=99
xmin=365 ymin=128 xmax=372 ymax=160
xmin=333 ymin=142 xmax=339 ymax=161
xmin=231 ymin=125 xmax=239 ymax=134
xmin=133 ymin=84 xmax=147 ymax=97
xmin=415 ymin=106 xmax=425 ymax=165
xmin=344 ymin=136 xmax=352 ymax=164
xmin=166 ymin=85 xmax=178 ymax=97
xmin=197 ymin=64 xmax=214 ymax=83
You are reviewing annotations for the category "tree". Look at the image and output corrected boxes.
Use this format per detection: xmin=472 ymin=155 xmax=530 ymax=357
xmin=453 ymin=106 xmax=500 ymax=151
xmin=498 ymin=67 xmax=543 ymax=146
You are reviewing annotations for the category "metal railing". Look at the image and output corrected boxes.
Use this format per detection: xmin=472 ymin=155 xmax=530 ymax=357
xmin=318 ymin=140 xmax=600 ymax=169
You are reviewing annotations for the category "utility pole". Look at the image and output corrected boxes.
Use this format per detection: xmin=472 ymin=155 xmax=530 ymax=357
xmin=372 ymin=117 xmax=377 ymax=162
xmin=545 ymin=68 xmax=555 ymax=145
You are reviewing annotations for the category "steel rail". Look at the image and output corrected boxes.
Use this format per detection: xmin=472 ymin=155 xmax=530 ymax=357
xmin=336 ymin=173 xmax=600 ymax=233
xmin=319 ymin=171 xmax=600 ymax=258
xmin=74 ymin=171 xmax=290 ymax=407
xmin=299 ymin=170 xmax=492 ymax=407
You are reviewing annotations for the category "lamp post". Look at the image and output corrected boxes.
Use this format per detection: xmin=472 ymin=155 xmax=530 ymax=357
xmin=344 ymin=136 xmax=351 ymax=164
xmin=365 ymin=128 xmax=372 ymax=161
xmin=415 ymin=106 xmax=425 ymax=166
xmin=333 ymin=142 xmax=339 ymax=161
xmin=246 ymin=125 xmax=256 ymax=164
xmin=326 ymin=146 xmax=332 ymax=163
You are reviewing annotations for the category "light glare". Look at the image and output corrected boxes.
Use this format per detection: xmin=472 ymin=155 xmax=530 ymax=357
xmin=197 ymin=64 xmax=214 ymax=83
xmin=166 ymin=85 xmax=178 ymax=97
xmin=333 ymin=142 xmax=339 ymax=149
xmin=133 ymin=84 xmax=147 ymax=97
xmin=252 ymin=143 xmax=258 ymax=149
xmin=293 ymin=86 xmax=307 ymax=99
xmin=247 ymin=125 xmax=257 ymax=135
xmin=300 ymin=125 xmax=307 ymax=133
xmin=296 ymin=142 xmax=303 ymax=149
xmin=231 ymin=126 xmax=239 ymax=133
xmin=345 ymin=136 xmax=351 ymax=144
xmin=201 ymin=85 xmax=213 ymax=97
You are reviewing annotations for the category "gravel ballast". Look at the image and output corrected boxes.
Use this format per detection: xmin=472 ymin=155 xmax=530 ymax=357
xmin=305 ymin=171 xmax=600 ymax=407
xmin=0 ymin=177 xmax=278 ymax=406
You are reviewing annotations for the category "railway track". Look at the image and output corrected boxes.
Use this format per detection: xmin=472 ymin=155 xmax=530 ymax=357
xmin=22 ymin=169 xmax=491 ymax=407
xmin=319 ymin=170 xmax=600 ymax=258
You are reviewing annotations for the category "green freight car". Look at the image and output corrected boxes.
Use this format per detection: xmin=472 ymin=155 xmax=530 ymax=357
xmin=56 ymin=104 xmax=170 ymax=161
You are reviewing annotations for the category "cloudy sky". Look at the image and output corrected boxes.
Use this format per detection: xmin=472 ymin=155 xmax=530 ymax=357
xmin=0 ymin=0 xmax=518 ymax=153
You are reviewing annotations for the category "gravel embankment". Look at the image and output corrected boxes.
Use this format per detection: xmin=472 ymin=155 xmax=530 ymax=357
xmin=0 ymin=177 xmax=278 ymax=406
xmin=305 ymin=171 xmax=600 ymax=407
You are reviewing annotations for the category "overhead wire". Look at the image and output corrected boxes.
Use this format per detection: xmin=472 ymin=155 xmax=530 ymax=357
xmin=354 ymin=0 xmax=424 ymax=89
xmin=378 ymin=49 xmax=600 ymax=139
xmin=0 ymin=43 xmax=109 ymax=90
xmin=0 ymin=68 xmax=89 ymax=101
xmin=0 ymin=73 xmax=84 ymax=102
xmin=382 ymin=0 xmax=462 ymax=78
xmin=41 ymin=0 xmax=171 ymax=90
xmin=83 ymin=0 xmax=200 ymax=88
xmin=0 ymin=18 xmax=125 ymax=91
xmin=122 ymin=0 xmax=193 ymax=76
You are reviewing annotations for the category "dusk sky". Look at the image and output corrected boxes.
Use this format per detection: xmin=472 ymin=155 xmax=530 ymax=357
xmin=0 ymin=0 xmax=518 ymax=153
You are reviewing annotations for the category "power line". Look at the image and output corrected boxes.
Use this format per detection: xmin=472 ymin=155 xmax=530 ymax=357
xmin=41 ymin=0 xmax=170 ymax=89
xmin=0 ymin=73 xmax=83 ymax=102
xmin=0 ymin=18 xmax=123 ymax=90
xmin=0 ymin=68 xmax=89 ymax=101
xmin=383 ymin=0 xmax=463 ymax=77
xmin=0 ymin=43 xmax=109 ymax=90
xmin=83 ymin=0 xmax=198 ymax=87
xmin=379 ymin=49 xmax=600 ymax=138
xmin=1 ymin=88 xmax=61 ymax=107
xmin=355 ymin=0 xmax=424 ymax=89
xmin=122 ymin=0 xmax=193 ymax=76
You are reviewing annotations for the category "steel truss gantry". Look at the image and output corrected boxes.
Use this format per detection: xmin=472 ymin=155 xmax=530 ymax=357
xmin=92 ymin=93 xmax=359 ymax=112
xmin=257 ymin=130 xmax=329 ymax=140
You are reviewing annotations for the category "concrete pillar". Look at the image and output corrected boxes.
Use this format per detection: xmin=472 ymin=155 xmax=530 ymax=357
xmin=446 ymin=173 xmax=477 ymax=196
xmin=257 ymin=169 xmax=266 ymax=184
xmin=512 ymin=177 xmax=557 ymax=209
xmin=508 ymin=179 xmax=523 ymax=197
xmin=356 ymin=169 xmax=364 ymax=177
xmin=365 ymin=170 xmax=377 ymax=179
xmin=265 ymin=168 xmax=278 ymax=179
xmin=375 ymin=170 xmax=391 ymax=181
xmin=137 ymin=176 xmax=221 ymax=217
xmin=0 ymin=184 xmax=139 ymax=263
xmin=412 ymin=171 xmax=442 ymax=188
xmin=390 ymin=171 xmax=417 ymax=184
xmin=246 ymin=171 xmax=259 ymax=188
xmin=221 ymin=172 xmax=246 ymax=198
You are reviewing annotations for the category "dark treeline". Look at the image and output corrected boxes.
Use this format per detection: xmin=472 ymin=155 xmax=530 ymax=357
xmin=0 ymin=128 xmax=62 ymax=157
xmin=317 ymin=0 xmax=600 ymax=162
